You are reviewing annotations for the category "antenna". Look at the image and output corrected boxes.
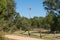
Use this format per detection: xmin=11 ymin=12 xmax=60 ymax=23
xmin=29 ymin=7 xmax=31 ymax=18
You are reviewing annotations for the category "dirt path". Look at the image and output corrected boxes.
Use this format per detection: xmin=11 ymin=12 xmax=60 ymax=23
xmin=5 ymin=35 xmax=43 ymax=40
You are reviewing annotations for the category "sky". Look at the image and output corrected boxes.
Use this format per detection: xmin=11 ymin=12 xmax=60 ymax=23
xmin=14 ymin=0 xmax=46 ymax=18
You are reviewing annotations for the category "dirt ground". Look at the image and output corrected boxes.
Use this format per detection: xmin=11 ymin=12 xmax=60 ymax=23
xmin=5 ymin=35 xmax=43 ymax=40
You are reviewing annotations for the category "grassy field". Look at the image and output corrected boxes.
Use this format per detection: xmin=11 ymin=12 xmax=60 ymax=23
xmin=13 ymin=31 xmax=60 ymax=40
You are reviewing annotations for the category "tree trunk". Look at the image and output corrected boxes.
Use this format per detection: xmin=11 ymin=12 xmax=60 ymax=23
xmin=39 ymin=28 xmax=42 ymax=38
xmin=28 ymin=30 xmax=30 ymax=36
xmin=39 ymin=31 xmax=42 ymax=38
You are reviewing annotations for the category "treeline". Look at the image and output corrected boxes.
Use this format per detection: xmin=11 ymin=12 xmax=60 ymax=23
xmin=12 ymin=13 xmax=60 ymax=32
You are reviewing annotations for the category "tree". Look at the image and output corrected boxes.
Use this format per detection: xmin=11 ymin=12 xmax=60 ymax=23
xmin=46 ymin=12 xmax=57 ymax=32
xmin=31 ymin=17 xmax=39 ymax=28
xmin=31 ymin=16 xmax=45 ymax=38
xmin=43 ymin=0 xmax=60 ymax=15
xmin=20 ymin=17 xmax=31 ymax=36
xmin=3 ymin=0 xmax=16 ymax=32
xmin=0 ymin=0 xmax=17 ymax=37
xmin=43 ymin=0 xmax=60 ymax=32
xmin=0 ymin=0 xmax=16 ymax=39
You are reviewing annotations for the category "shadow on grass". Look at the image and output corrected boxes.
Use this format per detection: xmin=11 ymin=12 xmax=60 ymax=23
xmin=56 ymin=36 xmax=60 ymax=39
xmin=32 ymin=31 xmax=60 ymax=34
xmin=31 ymin=31 xmax=50 ymax=34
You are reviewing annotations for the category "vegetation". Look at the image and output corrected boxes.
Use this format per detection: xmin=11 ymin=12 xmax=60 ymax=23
xmin=0 ymin=0 xmax=60 ymax=40
xmin=43 ymin=0 xmax=60 ymax=32
xmin=0 ymin=0 xmax=17 ymax=40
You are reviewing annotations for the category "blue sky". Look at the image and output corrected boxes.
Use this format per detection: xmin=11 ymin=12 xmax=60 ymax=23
xmin=14 ymin=0 xmax=46 ymax=18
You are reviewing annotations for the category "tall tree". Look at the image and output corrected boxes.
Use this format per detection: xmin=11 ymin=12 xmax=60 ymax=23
xmin=43 ymin=0 xmax=60 ymax=32
xmin=3 ymin=0 xmax=16 ymax=32
xmin=0 ymin=0 xmax=16 ymax=39
xmin=0 ymin=0 xmax=16 ymax=32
